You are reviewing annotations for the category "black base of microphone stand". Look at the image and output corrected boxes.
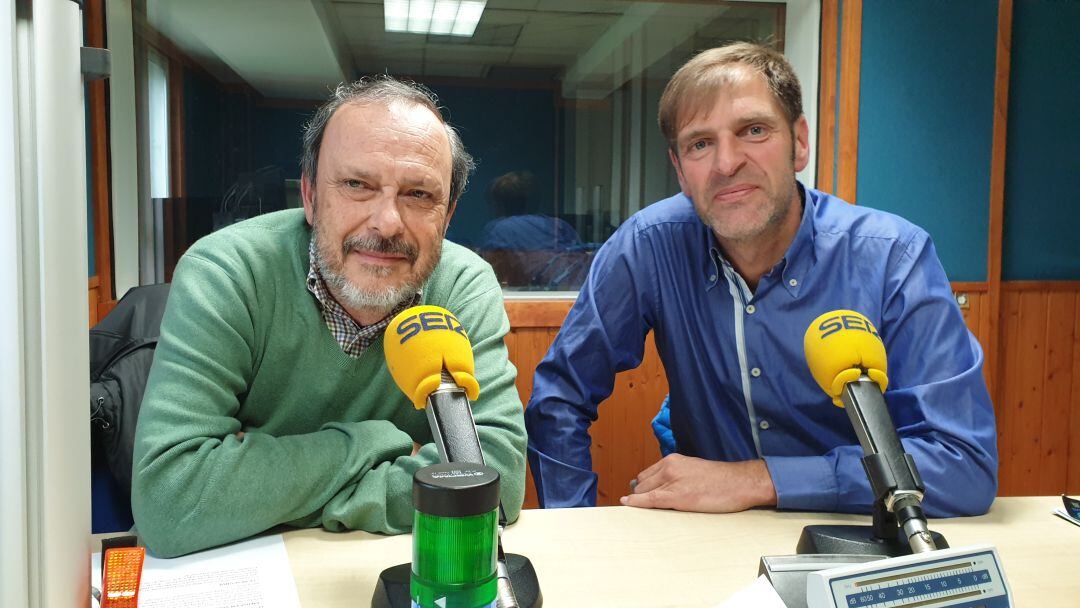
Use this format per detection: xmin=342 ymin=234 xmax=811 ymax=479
xmin=371 ymin=553 xmax=542 ymax=608
xmin=797 ymin=499 xmax=949 ymax=557
xmin=796 ymin=524 xmax=949 ymax=557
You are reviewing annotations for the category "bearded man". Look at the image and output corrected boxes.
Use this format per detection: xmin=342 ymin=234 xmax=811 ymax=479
xmin=132 ymin=77 xmax=526 ymax=558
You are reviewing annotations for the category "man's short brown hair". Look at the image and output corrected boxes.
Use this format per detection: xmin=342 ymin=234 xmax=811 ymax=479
xmin=658 ymin=42 xmax=803 ymax=154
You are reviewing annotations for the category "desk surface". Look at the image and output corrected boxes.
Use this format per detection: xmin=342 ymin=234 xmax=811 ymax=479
xmin=279 ymin=496 xmax=1078 ymax=607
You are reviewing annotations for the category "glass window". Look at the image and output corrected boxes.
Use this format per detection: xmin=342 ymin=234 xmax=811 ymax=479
xmin=136 ymin=0 xmax=816 ymax=291
xmin=147 ymin=49 xmax=170 ymax=200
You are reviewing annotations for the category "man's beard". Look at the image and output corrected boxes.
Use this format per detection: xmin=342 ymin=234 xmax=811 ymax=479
xmin=311 ymin=219 xmax=441 ymax=316
xmin=703 ymin=176 xmax=796 ymax=244
xmin=699 ymin=146 xmax=799 ymax=244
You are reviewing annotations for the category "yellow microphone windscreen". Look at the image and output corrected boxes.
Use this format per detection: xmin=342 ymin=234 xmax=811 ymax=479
xmin=803 ymin=310 xmax=889 ymax=407
xmin=384 ymin=305 xmax=481 ymax=410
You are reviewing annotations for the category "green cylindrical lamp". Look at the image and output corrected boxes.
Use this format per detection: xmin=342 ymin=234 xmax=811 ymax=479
xmin=411 ymin=463 xmax=500 ymax=608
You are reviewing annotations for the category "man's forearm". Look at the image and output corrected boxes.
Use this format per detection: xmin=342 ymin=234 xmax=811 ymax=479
xmin=132 ymin=421 xmax=414 ymax=557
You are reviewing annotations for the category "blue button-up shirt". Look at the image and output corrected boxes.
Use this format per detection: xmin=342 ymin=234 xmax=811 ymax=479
xmin=524 ymin=185 xmax=997 ymax=517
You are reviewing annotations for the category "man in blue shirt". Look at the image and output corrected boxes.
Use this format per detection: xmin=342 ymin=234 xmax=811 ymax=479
xmin=523 ymin=42 xmax=997 ymax=517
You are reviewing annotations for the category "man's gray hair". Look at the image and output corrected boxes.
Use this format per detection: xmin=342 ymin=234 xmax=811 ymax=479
xmin=300 ymin=76 xmax=475 ymax=205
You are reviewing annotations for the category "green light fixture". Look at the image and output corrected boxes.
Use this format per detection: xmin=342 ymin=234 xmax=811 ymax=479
xmin=411 ymin=463 xmax=500 ymax=608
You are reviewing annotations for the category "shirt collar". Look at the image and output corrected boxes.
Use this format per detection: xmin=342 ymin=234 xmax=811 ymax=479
xmin=778 ymin=182 xmax=817 ymax=298
xmin=704 ymin=181 xmax=816 ymax=299
xmin=305 ymin=239 xmax=421 ymax=357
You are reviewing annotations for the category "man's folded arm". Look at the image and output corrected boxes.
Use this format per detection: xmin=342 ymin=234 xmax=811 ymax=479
xmin=767 ymin=232 xmax=998 ymax=518
xmin=315 ymin=280 xmax=528 ymax=530
xmin=524 ymin=227 xmax=655 ymax=508
xmin=766 ymin=388 xmax=998 ymax=518
xmin=131 ymin=254 xmax=414 ymax=557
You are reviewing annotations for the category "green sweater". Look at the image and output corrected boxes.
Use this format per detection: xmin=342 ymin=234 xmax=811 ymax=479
xmin=131 ymin=210 xmax=526 ymax=557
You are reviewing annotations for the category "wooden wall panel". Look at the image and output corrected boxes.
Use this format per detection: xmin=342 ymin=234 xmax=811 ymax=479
xmin=506 ymin=325 xmax=667 ymax=508
xmin=88 ymin=276 xmax=101 ymax=327
xmin=1013 ymin=291 xmax=1047 ymax=494
xmin=505 ymin=327 xmax=560 ymax=510
xmin=1070 ymin=301 xmax=1080 ymax=494
xmin=836 ymin=0 xmax=863 ymax=203
xmin=993 ymin=284 xmax=1080 ymax=496
xmin=997 ymin=290 xmax=1022 ymax=493
xmin=816 ymin=0 xmax=839 ymax=193
xmin=1039 ymin=292 xmax=1074 ymax=492
xmin=591 ymin=336 xmax=666 ymax=506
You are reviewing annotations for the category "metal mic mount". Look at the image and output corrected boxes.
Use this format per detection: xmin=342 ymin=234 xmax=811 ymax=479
xmin=842 ymin=376 xmax=936 ymax=554
xmin=796 ymin=375 xmax=947 ymax=557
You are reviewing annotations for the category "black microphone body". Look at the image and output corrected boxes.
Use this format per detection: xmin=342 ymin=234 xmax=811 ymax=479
xmin=425 ymin=373 xmax=486 ymax=465
xmin=841 ymin=377 xmax=936 ymax=553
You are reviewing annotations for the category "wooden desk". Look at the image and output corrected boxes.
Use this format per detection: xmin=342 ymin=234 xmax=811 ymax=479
xmin=279 ymin=496 xmax=1078 ymax=606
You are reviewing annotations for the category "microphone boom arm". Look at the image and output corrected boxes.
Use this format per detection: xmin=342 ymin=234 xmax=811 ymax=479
xmin=841 ymin=375 xmax=937 ymax=554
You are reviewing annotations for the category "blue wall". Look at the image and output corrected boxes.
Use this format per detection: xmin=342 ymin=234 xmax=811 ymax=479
xmin=180 ymin=74 xmax=556 ymax=249
xmin=428 ymin=85 xmax=557 ymax=248
xmin=856 ymin=0 xmax=998 ymax=282
xmin=1003 ymin=0 xmax=1080 ymax=280
xmin=252 ymin=104 xmax=315 ymax=181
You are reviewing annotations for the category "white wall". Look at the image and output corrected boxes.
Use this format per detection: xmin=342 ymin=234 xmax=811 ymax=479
xmin=1 ymin=1 xmax=92 ymax=607
xmin=780 ymin=0 xmax=821 ymax=189
xmin=0 ymin=1 xmax=30 ymax=604
xmin=106 ymin=0 xmax=140 ymax=296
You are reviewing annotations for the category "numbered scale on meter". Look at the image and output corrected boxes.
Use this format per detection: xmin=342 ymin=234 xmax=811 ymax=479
xmin=807 ymin=545 xmax=1012 ymax=608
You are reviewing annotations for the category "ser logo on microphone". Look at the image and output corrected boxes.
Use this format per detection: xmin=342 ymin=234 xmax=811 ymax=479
xmin=396 ymin=311 xmax=468 ymax=345
xmin=817 ymin=313 xmax=880 ymax=340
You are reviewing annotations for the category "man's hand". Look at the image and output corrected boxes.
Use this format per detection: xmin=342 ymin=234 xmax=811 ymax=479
xmin=620 ymin=454 xmax=778 ymax=513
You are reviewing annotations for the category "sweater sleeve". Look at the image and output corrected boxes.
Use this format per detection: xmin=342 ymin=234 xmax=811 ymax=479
xmin=314 ymin=276 xmax=527 ymax=532
xmin=131 ymin=254 xmax=415 ymax=557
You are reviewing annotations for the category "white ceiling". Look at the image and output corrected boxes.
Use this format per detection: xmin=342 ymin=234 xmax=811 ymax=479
xmin=147 ymin=0 xmax=779 ymax=100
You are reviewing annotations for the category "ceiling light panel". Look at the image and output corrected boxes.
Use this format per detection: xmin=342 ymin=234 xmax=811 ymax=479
xmin=384 ymin=0 xmax=487 ymax=37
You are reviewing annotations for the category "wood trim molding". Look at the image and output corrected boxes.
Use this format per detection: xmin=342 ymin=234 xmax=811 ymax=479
xmin=1003 ymin=281 xmax=1080 ymax=292
xmin=166 ymin=57 xmax=187 ymax=281
xmin=836 ymin=0 xmax=862 ymax=203
xmin=86 ymin=0 xmax=113 ymax=304
xmin=773 ymin=1 xmax=787 ymax=51
xmin=168 ymin=60 xmax=186 ymax=201
xmin=505 ymin=299 xmax=575 ymax=328
xmin=815 ymin=0 xmax=839 ymax=194
xmin=951 ymin=281 xmax=990 ymax=293
xmin=986 ymin=0 xmax=1014 ymax=400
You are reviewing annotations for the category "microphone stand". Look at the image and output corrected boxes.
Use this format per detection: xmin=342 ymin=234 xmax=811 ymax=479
xmin=797 ymin=376 xmax=946 ymax=557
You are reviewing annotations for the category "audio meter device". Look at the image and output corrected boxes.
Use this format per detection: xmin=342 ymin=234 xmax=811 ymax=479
xmin=806 ymin=544 xmax=1012 ymax=608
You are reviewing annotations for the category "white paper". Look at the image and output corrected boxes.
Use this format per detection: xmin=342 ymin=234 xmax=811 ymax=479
xmin=1052 ymin=507 xmax=1080 ymax=528
xmin=92 ymin=534 xmax=301 ymax=608
xmin=712 ymin=574 xmax=789 ymax=608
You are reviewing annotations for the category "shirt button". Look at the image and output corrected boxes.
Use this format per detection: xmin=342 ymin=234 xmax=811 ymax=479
xmin=745 ymin=304 xmax=756 ymax=314
xmin=759 ymin=419 xmax=770 ymax=430
xmin=751 ymin=367 xmax=762 ymax=377
xmin=709 ymin=274 xmax=717 ymax=282
xmin=788 ymin=278 xmax=798 ymax=287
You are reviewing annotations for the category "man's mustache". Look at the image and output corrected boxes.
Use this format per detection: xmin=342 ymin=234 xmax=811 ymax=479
xmin=341 ymin=234 xmax=419 ymax=263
